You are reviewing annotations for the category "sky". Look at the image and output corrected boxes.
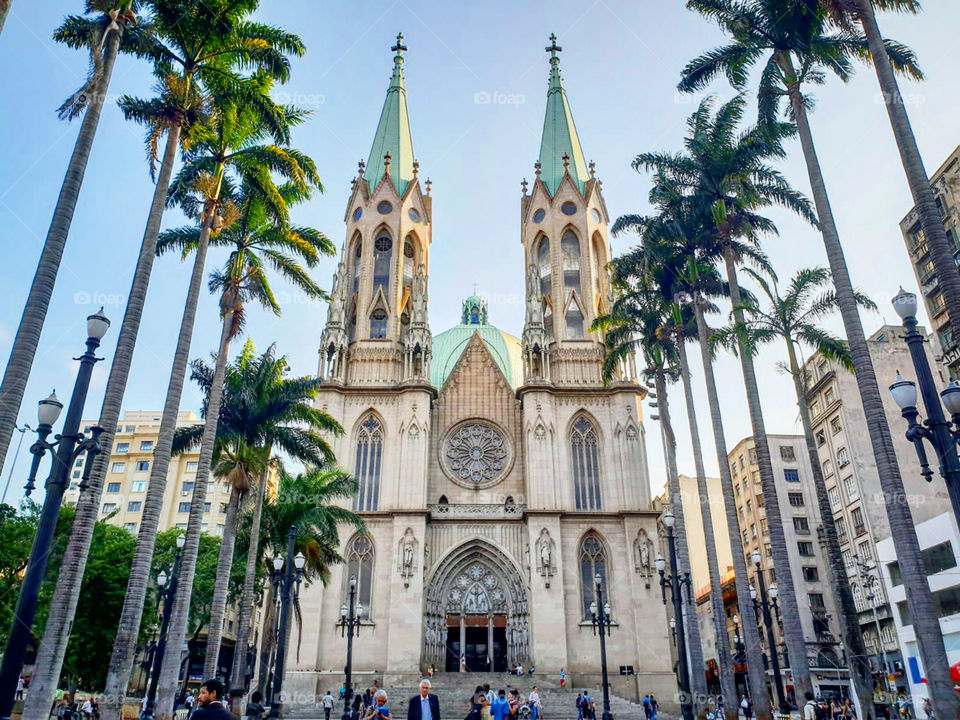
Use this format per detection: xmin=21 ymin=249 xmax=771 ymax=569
xmin=1 ymin=1 xmax=959 ymax=507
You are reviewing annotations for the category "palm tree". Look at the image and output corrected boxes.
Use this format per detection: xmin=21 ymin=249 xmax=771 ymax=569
xmin=0 ymin=0 xmax=11 ymax=35
xmin=172 ymin=339 xmax=342 ymax=684
xmin=820 ymin=0 xmax=960 ymax=347
xmin=680 ymin=2 xmax=958 ymax=715
xmin=716 ymin=266 xmax=877 ymax=713
xmin=0 ymin=1 xmax=142 ymax=475
xmin=636 ymin=95 xmax=820 ymax=700
xmin=593 ymin=270 xmax=710 ymax=706
xmin=33 ymin=6 xmax=308 ymax=716
xmin=153 ymin=117 xmax=321 ymax=714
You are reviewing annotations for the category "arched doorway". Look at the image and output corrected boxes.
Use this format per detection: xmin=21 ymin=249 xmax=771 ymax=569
xmin=423 ymin=539 xmax=530 ymax=672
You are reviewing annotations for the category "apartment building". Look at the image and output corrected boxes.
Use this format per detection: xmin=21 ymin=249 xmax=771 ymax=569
xmin=899 ymin=144 xmax=960 ymax=376
xmin=728 ymin=435 xmax=851 ymax=700
xmin=802 ymin=324 xmax=954 ymax=696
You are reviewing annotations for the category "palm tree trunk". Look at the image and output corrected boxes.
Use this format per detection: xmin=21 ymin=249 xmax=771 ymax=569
xmin=203 ymin=484 xmax=243 ymax=680
xmin=257 ymin=581 xmax=277 ymax=693
xmin=780 ymin=58 xmax=959 ymax=719
xmin=655 ymin=368 xmax=709 ymax=709
xmin=24 ymin=123 xmax=182 ymax=720
xmin=676 ymin=340 xmax=744 ymax=719
xmin=97 ymin=207 xmax=213 ymax=720
xmin=722 ymin=251 xmax=812 ymax=698
xmin=784 ymin=338 xmax=873 ymax=718
xmin=0 ymin=28 xmax=121 ymax=474
xmin=156 ymin=311 xmax=234 ymax=720
xmin=0 ymin=0 xmax=11 ymax=36
xmin=692 ymin=301 xmax=771 ymax=720
xmin=856 ymin=0 xmax=960 ymax=347
xmin=231 ymin=468 xmax=268 ymax=701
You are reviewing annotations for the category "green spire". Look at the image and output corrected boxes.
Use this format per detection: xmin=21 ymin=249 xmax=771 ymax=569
xmin=537 ymin=34 xmax=589 ymax=197
xmin=366 ymin=33 xmax=416 ymax=196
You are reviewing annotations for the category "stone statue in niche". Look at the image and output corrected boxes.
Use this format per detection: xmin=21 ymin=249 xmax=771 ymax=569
xmin=398 ymin=528 xmax=418 ymax=588
xmin=634 ymin=528 xmax=655 ymax=587
xmin=525 ymin=263 xmax=543 ymax=325
xmin=535 ymin=528 xmax=556 ymax=587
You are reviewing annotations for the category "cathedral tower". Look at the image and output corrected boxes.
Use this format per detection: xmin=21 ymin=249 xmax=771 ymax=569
xmin=520 ymin=34 xmax=615 ymax=386
xmin=320 ymin=33 xmax=433 ymax=386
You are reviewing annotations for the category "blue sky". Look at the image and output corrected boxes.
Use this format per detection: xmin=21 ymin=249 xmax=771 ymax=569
xmin=1 ymin=1 xmax=959 ymax=505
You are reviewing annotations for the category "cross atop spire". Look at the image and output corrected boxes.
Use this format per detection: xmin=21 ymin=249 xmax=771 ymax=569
xmin=546 ymin=33 xmax=562 ymax=62
xmin=366 ymin=33 xmax=416 ymax=195
xmin=392 ymin=32 xmax=407 ymax=58
xmin=537 ymin=35 xmax=589 ymax=197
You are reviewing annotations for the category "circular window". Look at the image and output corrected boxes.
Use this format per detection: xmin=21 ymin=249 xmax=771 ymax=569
xmin=533 ymin=209 xmax=546 ymax=223
xmin=371 ymin=308 xmax=387 ymax=320
xmin=441 ymin=419 xmax=515 ymax=489
xmin=375 ymin=236 xmax=392 ymax=252
xmin=591 ymin=208 xmax=601 ymax=222
xmin=561 ymin=202 xmax=577 ymax=216
xmin=352 ymin=207 xmax=363 ymax=222
xmin=409 ymin=208 xmax=421 ymax=222
xmin=377 ymin=201 xmax=393 ymax=215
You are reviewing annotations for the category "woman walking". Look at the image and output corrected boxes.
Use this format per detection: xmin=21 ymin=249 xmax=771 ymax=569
xmin=528 ymin=687 xmax=541 ymax=720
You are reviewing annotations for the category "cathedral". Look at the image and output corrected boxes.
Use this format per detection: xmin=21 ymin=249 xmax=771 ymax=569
xmin=291 ymin=34 xmax=675 ymax=702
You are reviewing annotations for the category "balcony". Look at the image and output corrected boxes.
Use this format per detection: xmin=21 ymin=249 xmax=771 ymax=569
xmin=912 ymin=239 xmax=929 ymax=258
xmin=428 ymin=502 xmax=525 ymax=519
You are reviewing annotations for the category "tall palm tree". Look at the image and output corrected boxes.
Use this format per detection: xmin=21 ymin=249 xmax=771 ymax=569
xmin=0 ymin=0 xmax=11 ymax=36
xmin=153 ymin=107 xmax=321 ymax=716
xmin=34 ymin=7 xmax=308 ymax=716
xmin=680 ymin=3 xmax=957 ymax=715
xmin=820 ymin=0 xmax=960 ymax=346
xmin=716 ymin=266 xmax=877 ymax=713
xmin=172 ymin=339 xmax=341 ymax=682
xmin=0 ymin=0 xmax=142 ymax=475
xmin=593 ymin=270 xmax=710 ymax=707
xmin=636 ymin=95 xmax=819 ymax=699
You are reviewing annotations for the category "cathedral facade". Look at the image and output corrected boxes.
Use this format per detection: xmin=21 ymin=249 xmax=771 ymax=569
xmin=291 ymin=35 xmax=675 ymax=702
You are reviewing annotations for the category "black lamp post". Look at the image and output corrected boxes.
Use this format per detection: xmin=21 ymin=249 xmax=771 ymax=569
xmin=656 ymin=508 xmax=694 ymax=720
xmin=750 ymin=551 xmax=788 ymax=715
xmin=0 ymin=309 xmax=110 ymax=720
xmin=589 ymin=572 xmax=614 ymax=720
xmin=142 ymin=533 xmax=186 ymax=720
xmin=265 ymin=553 xmax=284 ymax=706
xmin=268 ymin=529 xmax=305 ymax=720
xmin=339 ymin=574 xmax=363 ymax=720
xmin=888 ymin=288 xmax=960 ymax=525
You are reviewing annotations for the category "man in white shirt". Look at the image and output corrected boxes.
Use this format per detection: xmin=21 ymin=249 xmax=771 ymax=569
xmin=803 ymin=692 xmax=817 ymax=720
xmin=322 ymin=691 xmax=335 ymax=720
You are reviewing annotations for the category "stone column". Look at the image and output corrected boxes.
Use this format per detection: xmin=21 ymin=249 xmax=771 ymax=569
xmin=460 ymin=615 xmax=466 ymax=670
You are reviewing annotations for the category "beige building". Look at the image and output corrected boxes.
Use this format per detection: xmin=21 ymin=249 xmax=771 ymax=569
xmin=291 ymin=37 xmax=674 ymax=704
xmin=802 ymin=324 xmax=953 ymax=689
xmin=674 ymin=474 xmax=732 ymax=597
xmin=727 ymin=435 xmax=851 ymax=699
xmin=899 ymin=144 xmax=960 ymax=376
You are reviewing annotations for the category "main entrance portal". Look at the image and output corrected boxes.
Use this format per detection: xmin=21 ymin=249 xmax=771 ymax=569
xmin=423 ymin=540 xmax=529 ymax=671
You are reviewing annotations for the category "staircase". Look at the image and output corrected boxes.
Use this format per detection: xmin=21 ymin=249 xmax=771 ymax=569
xmin=287 ymin=672 xmax=658 ymax=720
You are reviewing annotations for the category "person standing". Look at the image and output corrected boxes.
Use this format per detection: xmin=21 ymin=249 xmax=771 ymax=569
xmin=490 ymin=690 xmax=509 ymax=720
xmin=322 ymin=690 xmax=335 ymax=720
xmin=16 ymin=676 xmax=24 ymax=701
xmin=803 ymin=692 xmax=818 ymax=720
xmin=245 ymin=691 xmax=265 ymax=720
xmin=484 ymin=685 xmax=495 ymax=720
xmin=559 ymin=670 xmax=565 ymax=690
xmin=650 ymin=695 xmax=658 ymax=720
xmin=642 ymin=695 xmax=652 ymax=720
xmin=461 ymin=656 xmax=467 ymax=673
xmin=408 ymin=679 xmax=441 ymax=720
xmin=740 ymin=695 xmax=752 ymax=720
xmin=190 ymin=681 xmax=233 ymax=720
xmin=528 ymin=687 xmax=540 ymax=720
xmin=365 ymin=690 xmax=390 ymax=720
xmin=467 ymin=686 xmax=485 ymax=720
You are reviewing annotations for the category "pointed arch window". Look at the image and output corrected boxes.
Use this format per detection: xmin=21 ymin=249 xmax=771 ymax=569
xmin=352 ymin=240 xmax=362 ymax=293
xmin=354 ymin=416 xmax=383 ymax=511
xmin=370 ymin=307 xmax=388 ymax=339
xmin=579 ymin=533 xmax=608 ymax=619
xmin=565 ymin=302 xmax=584 ymax=340
xmin=347 ymin=299 xmax=357 ymax=343
xmin=403 ymin=236 xmax=415 ymax=290
xmin=345 ymin=534 xmax=374 ymax=619
xmin=373 ymin=233 xmax=393 ymax=296
xmin=571 ymin=416 xmax=601 ymax=510
xmin=591 ymin=234 xmax=605 ymax=309
xmin=537 ymin=237 xmax=551 ymax=298
xmin=561 ymin=230 xmax=581 ymax=296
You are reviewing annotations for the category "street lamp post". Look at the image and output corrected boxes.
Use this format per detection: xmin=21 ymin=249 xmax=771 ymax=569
xmin=338 ymin=575 xmax=363 ymax=720
xmin=857 ymin=557 xmax=896 ymax=717
xmin=0 ymin=309 xmax=111 ymax=720
xmin=889 ymin=288 xmax=960 ymax=524
xmin=268 ymin=529 xmax=305 ymax=720
xmin=142 ymin=533 xmax=186 ymax=720
xmin=589 ymin=572 xmax=614 ymax=720
xmin=656 ymin=509 xmax=694 ymax=720
xmin=265 ymin=554 xmax=284 ymax=707
xmin=751 ymin=551 xmax=789 ymax=716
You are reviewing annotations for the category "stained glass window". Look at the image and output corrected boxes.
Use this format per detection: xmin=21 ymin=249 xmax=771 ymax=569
xmin=579 ymin=533 xmax=608 ymax=619
xmin=571 ymin=417 xmax=601 ymax=510
xmin=354 ymin=417 xmax=383 ymax=511
xmin=346 ymin=534 xmax=374 ymax=619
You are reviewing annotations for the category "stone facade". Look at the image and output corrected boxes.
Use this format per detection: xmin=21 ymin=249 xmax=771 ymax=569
xmin=285 ymin=37 xmax=674 ymax=704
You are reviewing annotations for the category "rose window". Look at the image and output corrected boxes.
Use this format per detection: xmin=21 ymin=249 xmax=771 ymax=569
xmin=442 ymin=421 xmax=511 ymax=487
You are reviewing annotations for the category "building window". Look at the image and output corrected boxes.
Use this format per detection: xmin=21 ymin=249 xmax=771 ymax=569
xmin=115 ymin=443 xmax=129 ymax=454
xmin=843 ymin=475 xmax=858 ymax=500
xmin=765 ymin=542 xmax=772 ymax=558
xmin=809 ymin=592 xmax=826 ymax=609
xmin=132 ymin=480 xmax=146 ymax=493
xmin=756 ymin=493 xmax=765 ymax=509
xmin=178 ymin=502 xmax=191 ymax=513
xmin=780 ymin=445 xmax=796 ymax=462
xmin=220 ymin=503 xmax=228 ymax=514
xmin=784 ymin=468 xmax=800 ymax=483
xmin=760 ymin=518 xmax=768 ymax=535
xmin=203 ymin=502 xmax=211 ymax=513
xmin=127 ymin=501 xmax=142 ymax=512
xmin=102 ymin=503 xmax=117 ymax=514
xmin=565 ymin=303 xmax=585 ymax=339
xmin=571 ymin=416 xmax=602 ymax=510
xmin=739 ymin=507 xmax=745 ymax=521
xmin=828 ymin=487 xmax=841 ymax=508
xmin=354 ymin=415 xmax=384 ymax=511
xmin=751 ymin=523 xmax=757 ymax=538
xmin=822 ymin=459 xmax=833 ymax=478
xmin=186 ymin=461 xmax=198 ymax=472
xmin=124 ymin=523 xmax=138 ymax=533
xmin=373 ymin=233 xmax=393 ymax=295
xmin=136 ymin=460 xmax=150 ymax=472
xmin=858 ymin=540 xmax=873 ymax=563
xmin=732 ymin=463 xmax=739 ymax=478
xmin=824 ymin=387 xmax=835 ymax=405
xmin=742 ymin=530 xmax=749 ymax=546
xmin=788 ymin=492 xmax=805 ymax=507
xmin=810 ymin=401 xmax=821 ymax=418
xmin=106 ymin=482 xmax=121 ymax=493
xmin=140 ymin=441 xmax=154 ymax=452
xmin=830 ymin=416 xmax=842 ymax=435
xmin=561 ymin=230 xmax=582 ymax=298
xmin=837 ymin=446 xmax=850 ymax=467
xmin=798 ymin=541 xmax=814 ymax=557
xmin=897 ymin=586 xmax=960 ymax=626
xmin=182 ymin=481 xmax=195 ymax=493
xmin=835 ymin=517 xmax=847 ymax=542
xmin=579 ymin=533 xmax=608 ymax=620
xmin=345 ymin=534 xmax=374 ymax=620
xmin=749 ymin=448 xmax=757 ymax=464
xmin=746 ymin=499 xmax=752 ymax=514
xmin=803 ymin=566 xmax=819 ymax=582
xmin=370 ymin=308 xmax=388 ymax=339
xmin=793 ymin=517 xmax=810 ymax=535
xmin=815 ymin=430 xmax=825 ymax=447
xmin=851 ymin=508 xmax=865 ymax=535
